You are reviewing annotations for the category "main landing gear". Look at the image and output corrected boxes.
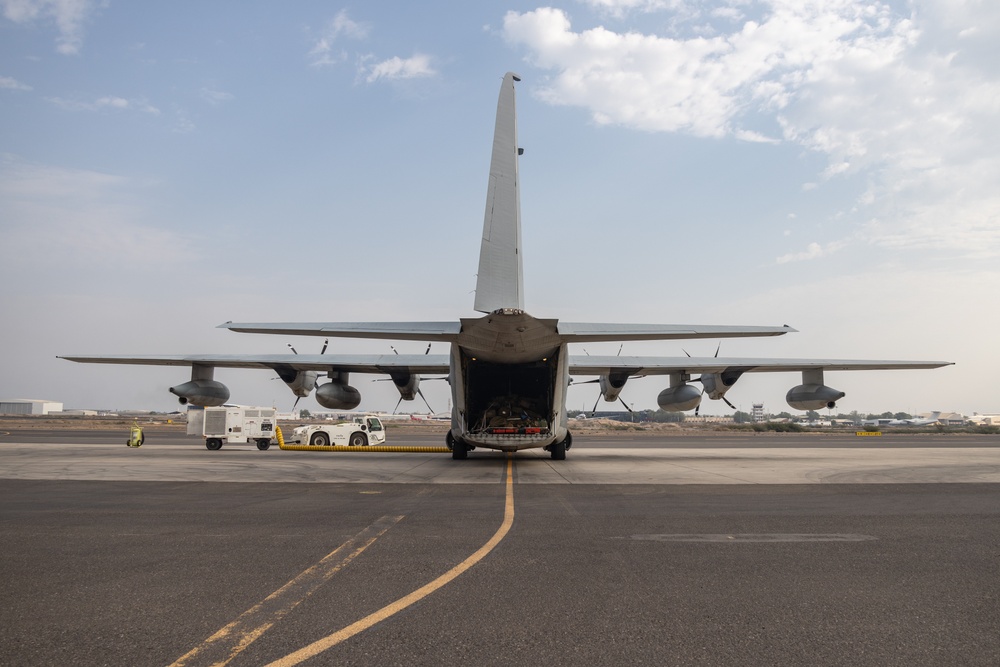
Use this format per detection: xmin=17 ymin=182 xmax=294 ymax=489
xmin=447 ymin=431 xmax=468 ymax=460
xmin=545 ymin=432 xmax=572 ymax=461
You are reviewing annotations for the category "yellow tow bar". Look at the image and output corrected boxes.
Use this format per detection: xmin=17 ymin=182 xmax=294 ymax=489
xmin=274 ymin=426 xmax=449 ymax=453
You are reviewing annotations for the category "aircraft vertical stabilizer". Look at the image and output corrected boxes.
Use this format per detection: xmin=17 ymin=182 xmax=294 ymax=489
xmin=474 ymin=72 xmax=524 ymax=314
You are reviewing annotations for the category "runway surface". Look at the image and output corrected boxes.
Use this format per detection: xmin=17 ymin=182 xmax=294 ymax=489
xmin=2 ymin=430 xmax=998 ymax=665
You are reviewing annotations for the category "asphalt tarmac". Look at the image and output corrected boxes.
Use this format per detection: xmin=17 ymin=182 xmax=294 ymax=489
xmin=1 ymin=429 xmax=998 ymax=665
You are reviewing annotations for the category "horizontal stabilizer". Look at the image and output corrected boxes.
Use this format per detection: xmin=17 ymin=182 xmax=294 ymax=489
xmin=219 ymin=321 xmax=462 ymax=342
xmin=558 ymin=323 xmax=796 ymax=342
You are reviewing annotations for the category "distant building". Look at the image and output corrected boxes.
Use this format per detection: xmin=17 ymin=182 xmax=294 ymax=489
xmin=752 ymin=403 xmax=765 ymax=423
xmin=925 ymin=412 xmax=967 ymax=425
xmin=0 ymin=399 xmax=63 ymax=415
xmin=969 ymin=413 xmax=1000 ymax=426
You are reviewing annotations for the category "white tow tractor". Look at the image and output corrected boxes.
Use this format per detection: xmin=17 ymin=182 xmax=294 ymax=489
xmin=289 ymin=416 xmax=386 ymax=447
xmin=197 ymin=406 xmax=277 ymax=451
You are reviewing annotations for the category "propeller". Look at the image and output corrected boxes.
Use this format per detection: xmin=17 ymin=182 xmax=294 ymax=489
xmin=688 ymin=342 xmax=735 ymax=415
xmin=286 ymin=339 xmax=328 ymax=410
xmin=380 ymin=344 xmax=435 ymax=414
xmin=575 ymin=345 xmax=634 ymax=416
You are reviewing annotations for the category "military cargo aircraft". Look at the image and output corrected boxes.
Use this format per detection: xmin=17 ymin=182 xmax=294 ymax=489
xmin=62 ymin=73 xmax=951 ymax=460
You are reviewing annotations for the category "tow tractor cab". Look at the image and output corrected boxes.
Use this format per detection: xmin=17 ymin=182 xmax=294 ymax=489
xmin=191 ymin=405 xmax=277 ymax=451
xmin=290 ymin=416 xmax=386 ymax=448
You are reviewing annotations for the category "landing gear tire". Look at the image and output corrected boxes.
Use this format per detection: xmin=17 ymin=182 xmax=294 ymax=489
xmin=451 ymin=439 xmax=468 ymax=460
xmin=206 ymin=438 xmax=223 ymax=451
xmin=309 ymin=432 xmax=330 ymax=447
xmin=445 ymin=431 xmax=456 ymax=451
xmin=550 ymin=439 xmax=567 ymax=461
xmin=350 ymin=432 xmax=368 ymax=447
xmin=256 ymin=439 xmax=270 ymax=451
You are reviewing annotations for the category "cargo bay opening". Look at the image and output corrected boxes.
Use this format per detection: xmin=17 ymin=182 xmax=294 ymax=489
xmin=462 ymin=351 xmax=559 ymax=436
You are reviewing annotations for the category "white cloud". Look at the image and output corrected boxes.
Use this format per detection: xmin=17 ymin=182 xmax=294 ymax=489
xmin=504 ymin=2 xmax=1000 ymax=258
xmin=362 ymin=54 xmax=436 ymax=83
xmin=47 ymin=95 xmax=161 ymax=115
xmin=0 ymin=0 xmax=104 ymax=55
xmin=200 ymin=87 xmax=234 ymax=106
xmin=0 ymin=157 xmax=199 ymax=271
xmin=775 ymin=240 xmax=847 ymax=264
xmin=0 ymin=75 xmax=32 ymax=90
xmin=309 ymin=9 xmax=368 ymax=67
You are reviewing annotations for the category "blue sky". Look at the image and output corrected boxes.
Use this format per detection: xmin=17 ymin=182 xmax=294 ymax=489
xmin=2 ymin=0 xmax=997 ymax=416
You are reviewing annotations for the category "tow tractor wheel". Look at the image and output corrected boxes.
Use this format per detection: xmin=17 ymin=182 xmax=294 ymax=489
xmin=550 ymin=439 xmax=567 ymax=461
xmin=309 ymin=432 xmax=330 ymax=447
xmin=206 ymin=438 xmax=223 ymax=451
xmin=349 ymin=432 xmax=368 ymax=447
xmin=256 ymin=439 xmax=271 ymax=451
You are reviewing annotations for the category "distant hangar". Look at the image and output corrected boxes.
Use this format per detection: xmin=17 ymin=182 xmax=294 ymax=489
xmin=0 ymin=399 xmax=63 ymax=415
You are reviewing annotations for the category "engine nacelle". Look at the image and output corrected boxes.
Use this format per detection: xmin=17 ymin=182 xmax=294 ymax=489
xmin=599 ymin=372 xmax=629 ymax=402
xmin=700 ymin=369 xmax=744 ymax=400
xmin=288 ymin=371 xmax=319 ymax=398
xmin=657 ymin=384 xmax=702 ymax=412
xmin=390 ymin=372 xmax=420 ymax=401
xmin=169 ymin=380 xmax=230 ymax=407
xmin=786 ymin=384 xmax=845 ymax=411
xmin=315 ymin=382 xmax=361 ymax=410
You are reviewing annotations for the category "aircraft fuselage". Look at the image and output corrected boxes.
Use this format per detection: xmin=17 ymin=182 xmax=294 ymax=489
xmin=450 ymin=310 xmax=569 ymax=451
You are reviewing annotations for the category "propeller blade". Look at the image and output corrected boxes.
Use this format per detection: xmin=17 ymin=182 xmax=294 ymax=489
xmin=682 ymin=348 xmax=691 ymax=358
xmin=590 ymin=393 xmax=601 ymax=417
xmin=617 ymin=344 xmax=623 ymax=357
xmin=722 ymin=396 xmax=737 ymax=410
xmin=287 ymin=343 xmax=298 ymax=355
xmin=424 ymin=343 xmax=432 ymax=355
xmin=715 ymin=341 xmax=721 ymax=358
xmin=390 ymin=345 xmax=398 ymax=355
xmin=320 ymin=339 xmax=328 ymax=355
xmin=392 ymin=396 xmax=404 ymax=414
xmin=417 ymin=387 xmax=434 ymax=414
xmin=618 ymin=396 xmax=633 ymax=413
xmin=292 ymin=396 xmax=301 ymax=410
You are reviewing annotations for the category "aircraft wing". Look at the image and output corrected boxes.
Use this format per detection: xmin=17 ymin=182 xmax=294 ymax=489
xmin=218 ymin=322 xmax=462 ymax=342
xmin=59 ymin=354 xmax=452 ymax=375
xmin=569 ymin=356 xmax=953 ymax=376
xmin=558 ymin=323 xmax=796 ymax=342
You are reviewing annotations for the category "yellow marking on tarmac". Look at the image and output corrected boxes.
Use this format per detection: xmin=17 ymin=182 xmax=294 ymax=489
xmin=856 ymin=431 xmax=883 ymax=437
xmin=168 ymin=515 xmax=403 ymax=667
xmin=266 ymin=454 xmax=516 ymax=667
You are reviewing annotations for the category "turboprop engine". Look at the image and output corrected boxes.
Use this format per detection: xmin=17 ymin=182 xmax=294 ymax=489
xmin=169 ymin=365 xmax=229 ymax=406
xmin=315 ymin=372 xmax=361 ymax=410
xmin=785 ymin=369 xmax=844 ymax=410
xmin=657 ymin=373 xmax=702 ymax=412
xmin=699 ymin=369 xmax=745 ymax=401
xmin=390 ymin=372 xmax=420 ymax=401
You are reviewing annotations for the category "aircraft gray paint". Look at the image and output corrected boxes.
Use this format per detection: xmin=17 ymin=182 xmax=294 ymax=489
xmin=62 ymin=72 xmax=952 ymax=460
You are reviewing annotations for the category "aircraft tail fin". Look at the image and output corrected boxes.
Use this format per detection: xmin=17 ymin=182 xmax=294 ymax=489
xmin=474 ymin=72 xmax=524 ymax=314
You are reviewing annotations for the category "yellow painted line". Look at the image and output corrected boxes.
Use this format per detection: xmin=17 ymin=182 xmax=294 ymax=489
xmin=169 ymin=515 xmax=403 ymax=667
xmin=266 ymin=454 xmax=516 ymax=667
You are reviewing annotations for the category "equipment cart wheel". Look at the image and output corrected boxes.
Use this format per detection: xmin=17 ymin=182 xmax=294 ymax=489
xmin=256 ymin=439 xmax=270 ymax=451
xmin=206 ymin=438 xmax=223 ymax=451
